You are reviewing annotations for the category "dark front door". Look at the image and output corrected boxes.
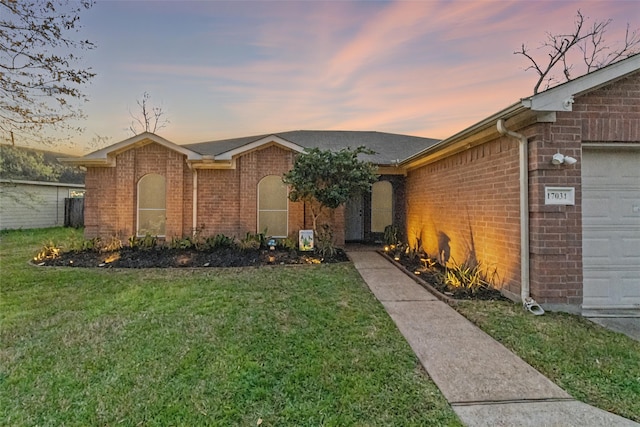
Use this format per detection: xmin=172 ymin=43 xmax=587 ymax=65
xmin=345 ymin=193 xmax=364 ymax=241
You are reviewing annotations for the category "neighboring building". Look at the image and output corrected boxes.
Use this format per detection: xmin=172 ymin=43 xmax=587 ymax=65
xmin=65 ymin=54 xmax=640 ymax=316
xmin=0 ymin=179 xmax=85 ymax=230
xmin=0 ymin=145 xmax=86 ymax=230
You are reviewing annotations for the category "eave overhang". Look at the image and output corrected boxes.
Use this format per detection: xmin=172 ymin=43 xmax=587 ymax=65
xmin=521 ymin=54 xmax=640 ymax=111
xmin=186 ymin=135 xmax=306 ymax=169
xmin=61 ymin=133 xmax=309 ymax=170
xmin=60 ymin=132 xmax=204 ymax=167
xmin=401 ymin=103 xmax=529 ymax=170
xmin=401 ymin=54 xmax=640 ymax=171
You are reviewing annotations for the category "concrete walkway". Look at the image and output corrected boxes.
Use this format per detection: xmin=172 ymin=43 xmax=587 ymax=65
xmin=347 ymin=249 xmax=640 ymax=427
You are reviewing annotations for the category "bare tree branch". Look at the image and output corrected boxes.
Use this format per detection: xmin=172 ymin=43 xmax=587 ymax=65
xmin=128 ymin=92 xmax=169 ymax=135
xmin=515 ymin=10 xmax=640 ymax=94
xmin=0 ymin=0 xmax=95 ymax=146
xmin=582 ymin=22 xmax=640 ymax=72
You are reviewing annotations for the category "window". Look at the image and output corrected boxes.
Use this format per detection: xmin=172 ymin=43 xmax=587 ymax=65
xmin=371 ymin=180 xmax=393 ymax=233
xmin=137 ymin=173 xmax=166 ymax=236
xmin=258 ymin=175 xmax=288 ymax=237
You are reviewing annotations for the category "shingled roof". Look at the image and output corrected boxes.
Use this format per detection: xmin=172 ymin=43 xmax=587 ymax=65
xmin=62 ymin=130 xmax=441 ymax=168
xmin=185 ymin=130 xmax=440 ymax=165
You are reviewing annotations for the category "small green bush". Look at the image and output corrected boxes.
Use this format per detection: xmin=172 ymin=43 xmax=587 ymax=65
xmin=383 ymin=224 xmax=400 ymax=246
xmin=206 ymin=233 xmax=234 ymax=250
xmin=168 ymin=236 xmax=194 ymax=250
xmin=277 ymin=236 xmax=298 ymax=252
xmin=315 ymin=225 xmax=337 ymax=259
xmin=139 ymin=234 xmax=158 ymax=250
xmin=68 ymin=236 xmax=101 ymax=253
xmin=441 ymin=259 xmax=497 ymax=295
xmin=236 ymin=231 xmax=265 ymax=251
xmin=100 ymin=235 xmax=123 ymax=253
xmin=33 ymin=240 xmax=62 ymax=261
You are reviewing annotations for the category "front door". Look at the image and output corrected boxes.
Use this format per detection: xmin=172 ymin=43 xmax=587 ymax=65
xmin=345 ymin=193 xmax=364 ymax=241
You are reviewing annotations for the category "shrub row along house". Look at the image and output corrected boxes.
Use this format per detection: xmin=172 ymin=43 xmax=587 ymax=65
xmin=64 ymin=54 xmax=640 ymax=316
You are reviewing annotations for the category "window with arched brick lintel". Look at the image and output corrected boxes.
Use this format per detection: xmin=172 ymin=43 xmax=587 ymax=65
xmin=258 ymin=175 xmax=288 ymax=237
xmin=137 ymin=173 xmax=166 ymax=237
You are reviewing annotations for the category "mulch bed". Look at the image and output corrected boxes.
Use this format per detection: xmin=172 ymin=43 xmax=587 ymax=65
xmin=37 ymin=244 xmax=504 ymax=302
xmin=38 ymin=247 xmax=349 ymax=268
xmin=380 ymin=251 xmax=507 ymax=302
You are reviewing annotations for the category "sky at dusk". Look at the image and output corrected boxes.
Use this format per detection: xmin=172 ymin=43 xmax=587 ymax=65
xmin=56 ymin=0 xmax=640 ymax=153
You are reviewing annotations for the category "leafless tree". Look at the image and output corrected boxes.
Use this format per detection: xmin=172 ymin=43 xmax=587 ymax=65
xmin=0 ymin=0 xmax=96 ymax=146
xmin=516 ymin=10 xmax=640 ymax=94
xmin=128 ymin=92 xmax=169 ymax=135
xmin=86 ymin=133 xmax=112 ymax=152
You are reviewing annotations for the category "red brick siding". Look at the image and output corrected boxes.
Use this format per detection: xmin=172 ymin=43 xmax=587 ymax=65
xmin=406 ymin=138 xmax=522 ymax=297
xmin=85 ymin=142 xmax=345 ymax=244
xmin=405 ymin=71 xmax=640 ymax=306
xmin=84 ymin=167 xmax=117 ymax=238
xmin=527 ymin=72 xmax=640 ymax=304
xmin=526 ymin=118 xmax=584 ymax=305
xmin=196 ymin=167 xmax=241 ymax=237
xmin=575 ymin=73 xmax=640 ymax=142
xmin=182 ymin=166 xmax=194 ymax=235
xmin=195 ymin=145 xmax=313 ymax=240
xmin=84 ymin=142 xmax=188 ymax=239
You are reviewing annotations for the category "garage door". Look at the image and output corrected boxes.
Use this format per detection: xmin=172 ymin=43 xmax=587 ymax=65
xmin=582 ymin=148 xmax=640 ymax=316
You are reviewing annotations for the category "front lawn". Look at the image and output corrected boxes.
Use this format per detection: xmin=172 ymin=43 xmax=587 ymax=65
xmin=0 ymin=228 xmax=461 ymax=426
xmin=455 ymin=301 xmax=640 ymax=422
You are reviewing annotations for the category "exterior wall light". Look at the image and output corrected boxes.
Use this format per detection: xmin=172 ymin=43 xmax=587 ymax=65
xmin=551 ymin=152 xmax=577 ymax=165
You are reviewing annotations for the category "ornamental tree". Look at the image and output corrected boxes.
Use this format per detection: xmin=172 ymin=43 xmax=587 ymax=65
xmin=283 ymin=146 xmax=378 ymax=236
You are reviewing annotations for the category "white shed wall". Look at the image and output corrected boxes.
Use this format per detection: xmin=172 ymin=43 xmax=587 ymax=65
xmin=0 ymin=180 xmax=85 ymax=230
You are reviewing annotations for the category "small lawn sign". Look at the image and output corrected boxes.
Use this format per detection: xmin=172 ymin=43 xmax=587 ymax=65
xmin=299 ymin=230 xmax=314 ymax=251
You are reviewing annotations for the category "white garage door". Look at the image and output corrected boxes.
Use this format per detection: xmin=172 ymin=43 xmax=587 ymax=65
xmin=582 ymin=148 xmax=640 ymax=316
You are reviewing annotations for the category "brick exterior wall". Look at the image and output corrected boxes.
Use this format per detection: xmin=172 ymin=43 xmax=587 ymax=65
xmin=196 ymin=144 xmax=311 ymax=241
xmin=85 ymin=142 xmax=189 ymax=239
xmin=84 ymin=141 xmax=346 ymax=246
xmin=406 ymin=139 xmax=523 ymax=298
xmin=82 ymin=70 xmax=637 ymax=298
xmin=84 ymin=166 xmax=117 ymax=237
xmin=405 ymin=71 xmax=640 ymax=307
xmin=527 ymin=72 xmax=640 ymax=305
xmin=576 ymin=73 xmax=640 ymax=142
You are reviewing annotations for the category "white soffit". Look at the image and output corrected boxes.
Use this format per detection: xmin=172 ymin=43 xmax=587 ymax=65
xmin=62 ymin=132 xmax=202 ymax=166
xmin=522 ymin=54 xmax=640 ymax=112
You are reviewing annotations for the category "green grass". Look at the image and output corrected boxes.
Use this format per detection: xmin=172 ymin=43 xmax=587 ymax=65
xmin=0 ymin=228 xmax=461 ymax=426
xmin=455 ymin=300 xmax=640 ymax=422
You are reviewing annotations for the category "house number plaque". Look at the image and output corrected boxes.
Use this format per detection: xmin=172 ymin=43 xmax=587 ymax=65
xmin=545 ymin=187 xmax=575 ymax=205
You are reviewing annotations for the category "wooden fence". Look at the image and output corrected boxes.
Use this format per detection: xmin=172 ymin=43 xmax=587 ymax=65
xmin=64 ymin=198 xmax=84 ymax=228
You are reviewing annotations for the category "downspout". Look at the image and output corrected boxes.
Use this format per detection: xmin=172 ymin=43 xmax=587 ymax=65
xmin=496 ymin=119 xmax=544 ymax=315
xmin=192 ymin=168 xmax=198 ymax=237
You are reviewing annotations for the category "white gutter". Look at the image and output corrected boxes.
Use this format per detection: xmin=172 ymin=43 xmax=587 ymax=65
xmin=192 ymin=169 xmax=198 ymax=237
xmin=496 ymin=119 xmax=544 ymax=315
xmin=401 ymin=102 xmax=524 ymax=169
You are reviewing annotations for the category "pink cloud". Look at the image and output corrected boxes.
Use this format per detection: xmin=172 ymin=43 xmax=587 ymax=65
xmin=76 ymin=0 xmax=639 ymax=149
